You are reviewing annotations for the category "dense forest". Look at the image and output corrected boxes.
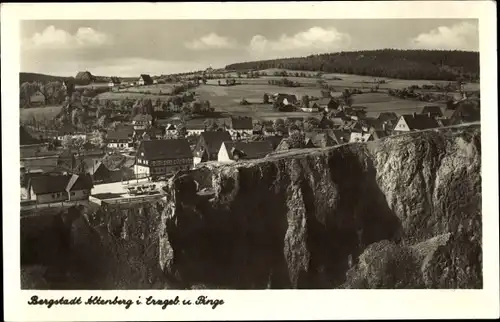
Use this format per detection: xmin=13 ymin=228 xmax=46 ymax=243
xmin=225 ymin=49 xmax=480 ymax=81
xmin=19 ymin=72 xmax=72 ymax=85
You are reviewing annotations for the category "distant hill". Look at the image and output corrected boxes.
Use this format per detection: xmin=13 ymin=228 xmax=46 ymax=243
xmin=225 ymin=49 xmax=479 ymax=81
xmin=19 ymin=72 xmax=73 ymax=85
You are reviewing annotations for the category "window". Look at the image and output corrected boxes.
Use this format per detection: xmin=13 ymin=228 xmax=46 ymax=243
xmin=52 ymin=194 xmax=56 ymax=198
xmin=71 ymin=192 xmax=76 ymax=196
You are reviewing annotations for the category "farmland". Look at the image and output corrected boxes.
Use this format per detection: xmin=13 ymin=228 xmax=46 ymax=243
xmin=20 ymin=68 xmax=475 ymax=124
xmin=20 ymin=105 xmax=62 ymax=122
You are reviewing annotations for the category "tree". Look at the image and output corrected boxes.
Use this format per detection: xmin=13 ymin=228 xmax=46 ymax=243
xmin=204 ymin=119 xmax=219 ymax=131
xmin=90 ymin=130 xmax=105 ymax=149
xmin=71 ymin=109 xmax=81 ymax=127
xmin=341 ymin=89 xmax=353 ymax=107
xmin=142 ymin=98 xmax=154 ymax=116
xmin=273 ymin=118 xmax=286 ymax=135
xmin=288 ymin=131 xmax=306 ymax=149
xmin=302 ymin=95 xmax=310 ymax=108
xmin=176 ymin=121 xmax=188 ymax=138
xmin=97 ymin=115 xmax=107 ymax=129
xmin=303 ymin=117 xmax=320 ymax=131
xmin=263 ymin=93 xmax=270 ymax=104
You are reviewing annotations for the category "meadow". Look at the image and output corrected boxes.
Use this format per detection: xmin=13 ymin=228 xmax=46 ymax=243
xmin=20 ymin=105 xmax=62 ymax=122
xmin=20 ymin=69 xmax=473 ymax=124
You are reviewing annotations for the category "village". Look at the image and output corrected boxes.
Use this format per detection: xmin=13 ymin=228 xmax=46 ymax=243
xmin=19 ymin=67 xmax=481 ymax=214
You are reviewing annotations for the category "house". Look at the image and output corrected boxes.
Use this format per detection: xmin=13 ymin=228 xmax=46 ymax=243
xmin=261 ymin=135 xmax=284 ymax=150
xmin=349 ymin=132 xmax=374 ymax=143
xmin=304 ymin=131 xmax=337 ymax=148
xmin=313 ymin=98 xmax=339 ymax=112
xmin=418 ymin=105 xmax=444 ymax=118
xmin=29 ymin=91 xmax=45 ymax=106
xmin=226 ymin=117 xmax=253 ymax=140
xmin=134 ymin=126 xmax=164 ymax=141
xmin=273 ymin=93 xmax=298 ymax=107
xmin=105 ymin=128 xmax=134 ymax=149
xmin=448 ymin=99 xmax=480 ymax=125
xmin=163 ymin=123 xmax=178 ymax=136
xmin=138 ymin=74 xmax=153 ymax=86
xmin=75 ymin=71 xmax=95 ymax=85
xmin=393 ymin=113 xmax=442 ymax=133
xmin=132 ymin=114 xmax=153 ymax=130
xmin=218 ymin=141 xmax=274 ymax=163
xmin=56 ymin=124 xmax=86 ymax=141
xmin=108 ymin=77 xmax=121 ymax=87
xmin=28 ymin=173 xmax=93 ymax=204
xmin=185 ymin=121 xmax=206 ymax=136
xmin=134 ymin=139 xmax=193 ymax=178
xmin=330 ymin=130 xmax=351 ymax=145
xmin=377 ymin=112 xmax=399 ymax=131
xmin=90 ymin=160 xmax=134 ymax=184
xmin=193 ymin=131 xmax=232 ymax=165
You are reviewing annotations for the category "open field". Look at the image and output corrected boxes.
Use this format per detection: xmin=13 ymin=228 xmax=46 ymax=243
xmin=20 ymin=105 xmax=62 ymax=122
xmin=117 ymin=83 xmax=178 ymax=94
xmin=255 ymin=68 xmax=480 ymax=91
xmin=96 ymin=91 xmax=172 ymax=102
xmin=75 ymin=83 xmax=110 ymax=90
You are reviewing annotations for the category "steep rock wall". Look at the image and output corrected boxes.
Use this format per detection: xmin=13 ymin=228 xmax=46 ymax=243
xmin=21 ymin=124 xmax=481 ymax=289
xmin=21 ymin=200 xmax=169 ymax=289
xmin=160 ymin=124 xmax=481 ymax=289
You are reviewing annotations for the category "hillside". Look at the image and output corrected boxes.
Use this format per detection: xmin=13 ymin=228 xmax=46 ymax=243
xmin=225 ymin=49 xmax=480 ymax=81
xmin=19 ymin=72 xmax=72 ymax=85
xmin=21 ymin=124 xmax=481 ymax=289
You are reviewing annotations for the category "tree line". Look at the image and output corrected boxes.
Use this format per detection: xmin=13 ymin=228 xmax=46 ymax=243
xmin=225 ymin=49 xmax=479 ymax=81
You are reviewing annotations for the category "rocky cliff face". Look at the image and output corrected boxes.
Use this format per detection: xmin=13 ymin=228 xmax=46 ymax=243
xmin=21 ymin=124 xmax=481 ymax=289
xmin=160 ymin=124 xmax=481 ymax=289
xmin=21 ymin=200 xmax=170 ymax=289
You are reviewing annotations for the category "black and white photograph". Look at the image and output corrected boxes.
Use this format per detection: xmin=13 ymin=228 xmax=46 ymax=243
xmin=2 ymin=1 xmax=499 ymax=321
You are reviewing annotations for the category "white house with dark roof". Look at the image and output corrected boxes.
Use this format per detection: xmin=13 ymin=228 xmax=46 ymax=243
xmin=28 ymin=173 xmax=93 ymax=204
xmin=393 ymin=113 xmax=441 ymax=133
xmin=134 ymin=139 xmax=193 ymax=178
xmin=225 ymin=116 xmax=253 ymax=140
xmin=138 ymin=74 xmax=153 ymax=86
xmin=217 ymin=141 xmax=273 ymax=163
xmin=132 ymin=114 xmax=153 ymax=130
xmin=193 ymin=131 xmax=232 ymax=165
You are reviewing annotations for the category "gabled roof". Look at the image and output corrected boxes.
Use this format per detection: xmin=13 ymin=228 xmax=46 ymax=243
xmin=66 ymin=173 xmax=94 ymax=191
xmin=229 ymin=116 xmax=253 ymax=130
xmin=349 ymin=132 xmax=373 ymax=143
xmin=222 ymin=141 xmax=274 ymax=160
xmin=199 ymin=131 xmax=232 ymax=154
xmin=262 ymin=135 xmax=284 ymax=149
xmin=418 ymin=105 xmax=444 ymax=117
xmin=29 ymin=173 xmax=93 ymax=195
xmin=449 ymin=100 xmax=480 ymax=125
xmin=330 ymin=130 xmax=351 ymax=144
xmin=20 ymin=126 xmax=42 ymax=145
xmin=304 ymin=131 xmax=336 ymax=148
xmin=377 ymin=112 xmax=399 ymax=123
xmin=400 ymin=114 xmax=441 ymax=130
xmin=106 ymin=129 xmax=133 ymax=142
xmin=139 ymin=74 xmax=153 ymax=83
xmin=138 ymin=139 xmax=192 ymax=161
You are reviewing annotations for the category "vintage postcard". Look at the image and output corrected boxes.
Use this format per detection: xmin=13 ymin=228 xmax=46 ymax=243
xmin=2 ymin=1 xmax=499 ymax=321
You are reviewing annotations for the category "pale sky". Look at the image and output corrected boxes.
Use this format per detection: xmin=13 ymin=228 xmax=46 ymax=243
xmin=20 ymin=19 xmax=479 ymax=77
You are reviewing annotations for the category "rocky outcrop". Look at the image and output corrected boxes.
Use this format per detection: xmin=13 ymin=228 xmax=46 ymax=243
xmin=20 ymin=124 xmax=481 ymax=289
xmin=21 ymin=201 xmax=169 ymax=289
xmin=160 ymin=124 xmax=481 ymax=289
